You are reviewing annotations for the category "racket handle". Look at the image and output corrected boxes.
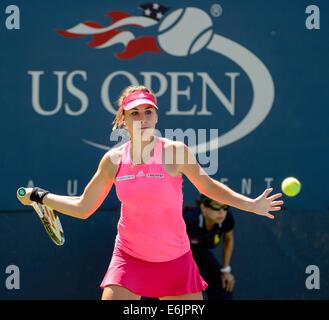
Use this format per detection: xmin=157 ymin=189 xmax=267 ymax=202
xmin=17 ymin=187 xmax=27 ymax=198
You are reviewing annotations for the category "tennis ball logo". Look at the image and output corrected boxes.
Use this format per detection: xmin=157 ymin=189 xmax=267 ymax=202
xmin=158 ymin=7 xmax=214 ymax=56
xmin=281 ymin=177 xmax=301 ymax=197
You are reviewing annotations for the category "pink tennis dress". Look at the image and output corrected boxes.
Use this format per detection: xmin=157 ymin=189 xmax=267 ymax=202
xmin=100 ymin=136 xmax=207 ymax=297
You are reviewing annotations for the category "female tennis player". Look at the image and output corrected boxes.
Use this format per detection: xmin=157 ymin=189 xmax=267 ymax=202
xmin=17 ymin=85 xmax=283 ymax=300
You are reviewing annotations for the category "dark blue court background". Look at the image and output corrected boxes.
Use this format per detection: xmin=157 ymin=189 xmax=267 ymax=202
xmin=0 ymin=0 xmax=328 ymax=299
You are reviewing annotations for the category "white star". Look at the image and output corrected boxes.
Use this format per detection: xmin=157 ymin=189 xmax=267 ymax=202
xmin=144 ymin=8 xmax=151 ymax=16
xmin=156 ymin=12 xmax=163 ymax=19
xmin=153 ymin=3 xmax=159 ymax=10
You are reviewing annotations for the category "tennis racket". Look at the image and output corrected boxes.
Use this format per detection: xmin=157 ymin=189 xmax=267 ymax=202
xmin=17 ymin=187 xmax=65 ymax=246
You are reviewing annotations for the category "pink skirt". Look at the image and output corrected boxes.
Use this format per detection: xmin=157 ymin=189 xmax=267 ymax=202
xmin=100 ymin=246 xmax=208 ymax=297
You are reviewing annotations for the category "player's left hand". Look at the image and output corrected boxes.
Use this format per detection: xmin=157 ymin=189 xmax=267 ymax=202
xmin=221 ymin=272 xmax=235 ymax=292
xmin=252 ymin=188 xmax=284 ymax=219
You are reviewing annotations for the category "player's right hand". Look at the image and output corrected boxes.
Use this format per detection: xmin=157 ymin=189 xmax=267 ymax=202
xmin=17 ymin=187 xmax=33 ymax=206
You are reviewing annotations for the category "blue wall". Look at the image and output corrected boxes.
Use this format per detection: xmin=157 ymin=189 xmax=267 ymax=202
xmin=1 ymin=0 xmax=328 ymax=299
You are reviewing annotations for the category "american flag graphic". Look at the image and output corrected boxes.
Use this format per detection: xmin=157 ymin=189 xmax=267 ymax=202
xmin=57 ymin=3 xmax=170 ymax=59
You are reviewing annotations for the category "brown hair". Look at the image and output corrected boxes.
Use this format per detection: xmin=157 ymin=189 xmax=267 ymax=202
xmin=112 ymin=85 xmax=157 ymax=131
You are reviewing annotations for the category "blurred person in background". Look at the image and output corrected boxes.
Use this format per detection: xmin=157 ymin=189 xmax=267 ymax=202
xmin=183 ymin=194 xmax=235 ymax=300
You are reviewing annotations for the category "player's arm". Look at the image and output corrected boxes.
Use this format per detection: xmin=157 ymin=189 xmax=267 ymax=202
xmin=18 ymin=150 xmax=119 ymax=219
xmin=43 ymin=150 xmax=118 ymax=219
xmin=177 ymin=143 xmax=283 ymax=219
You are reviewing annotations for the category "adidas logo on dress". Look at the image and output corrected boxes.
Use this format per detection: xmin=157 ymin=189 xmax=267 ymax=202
xmin=136 ymin=170 xmax=145 ymax=177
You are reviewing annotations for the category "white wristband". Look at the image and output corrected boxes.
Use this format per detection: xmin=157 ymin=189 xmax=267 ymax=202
xmin=220 ymin=265 xmax=232 ymax=273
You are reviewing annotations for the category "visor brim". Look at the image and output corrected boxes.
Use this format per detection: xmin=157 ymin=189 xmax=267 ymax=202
xmin=123 ymin=99 xmax=158 ymax=111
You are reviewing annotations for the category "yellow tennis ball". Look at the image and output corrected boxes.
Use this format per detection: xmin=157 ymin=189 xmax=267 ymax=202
xmin=281 ymin=177 xmax=301 ymax=197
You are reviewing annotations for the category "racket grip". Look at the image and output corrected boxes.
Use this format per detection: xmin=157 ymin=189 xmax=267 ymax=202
xmin=17 ymin=187 xmax=27 ymax=198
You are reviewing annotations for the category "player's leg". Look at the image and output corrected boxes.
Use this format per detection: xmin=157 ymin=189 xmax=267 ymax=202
xmin=159 ymin=291 xmax=203 ymax=300
xmin=101 ymin=285 xmax=141 ymax=300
